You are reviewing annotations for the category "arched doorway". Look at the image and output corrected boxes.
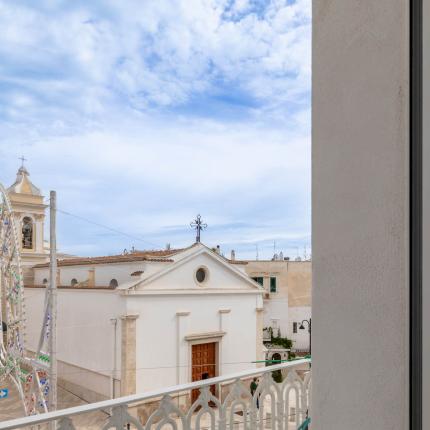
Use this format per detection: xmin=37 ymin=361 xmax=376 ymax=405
xmin=271 ymin=353 xmax=283 ymax=383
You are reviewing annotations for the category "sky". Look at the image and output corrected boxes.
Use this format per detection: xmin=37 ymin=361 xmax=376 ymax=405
xmin=0 ymin=0 xmax=311 ymax=260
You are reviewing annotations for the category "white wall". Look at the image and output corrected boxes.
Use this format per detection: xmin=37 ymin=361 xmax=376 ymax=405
xmin=287 ymin=307 xmax=311 ymax=351
xmin=127 ymin=293 xmax=259 ymax=393
xmin=34 ymin=261 xmax=169 ymax=287
xmin=313 ymin=1 xmax=409 ymax=428
xmin=27 ymin=247 xmax=261 ymax=399
xmin=24 ymin=288 xmax=125 ymax=398
xmin=142 ymin=252 xmax=256 ymax=291
xmin=262 ymin=298 xmax=288 ymax=335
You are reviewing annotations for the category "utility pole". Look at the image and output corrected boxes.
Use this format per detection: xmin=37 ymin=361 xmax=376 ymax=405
xmin=49 ymin=191 xmax=57 ymax=426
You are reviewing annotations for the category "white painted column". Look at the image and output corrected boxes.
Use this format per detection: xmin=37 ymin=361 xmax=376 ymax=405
xmin=35 ymin=218 xmax=44 ymax=253
xmin=218 ymin=308 xmax=230 ymax=375
xmin=176 ymin=311 xmax=190 ymax=384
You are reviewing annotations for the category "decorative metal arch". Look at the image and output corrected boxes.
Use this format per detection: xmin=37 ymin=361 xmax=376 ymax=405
xmin=0 ymin=183 xmax=27 ymax=410
xmin=0 ymin=183 xmax=51 ymax=415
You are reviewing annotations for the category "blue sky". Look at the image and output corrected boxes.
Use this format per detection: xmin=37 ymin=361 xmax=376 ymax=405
xmin=0 ymin=0 xmax=311 ymax=260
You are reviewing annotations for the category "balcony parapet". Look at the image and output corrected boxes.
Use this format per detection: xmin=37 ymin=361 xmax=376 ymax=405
xmin=0 ymin=359 xmax=311 ymax=430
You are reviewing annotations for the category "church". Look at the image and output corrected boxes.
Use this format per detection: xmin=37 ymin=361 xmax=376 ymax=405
xmin=5 ymin=165 xmax=265 ymax=406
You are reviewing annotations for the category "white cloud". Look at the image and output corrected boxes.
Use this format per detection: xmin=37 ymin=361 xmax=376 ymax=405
xmin=0 ymin=0 xmax=310 ymax=119
xmin=0 ymin=0 xmax=311 ymax=259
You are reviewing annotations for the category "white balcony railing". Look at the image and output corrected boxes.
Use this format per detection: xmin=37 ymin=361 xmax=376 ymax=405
xmin=0 ymin=359 xmax=311 ymax=430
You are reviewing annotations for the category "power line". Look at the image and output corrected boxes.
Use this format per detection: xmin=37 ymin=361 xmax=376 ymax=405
xmin=55 ymin=208 xmax=162 ymax=249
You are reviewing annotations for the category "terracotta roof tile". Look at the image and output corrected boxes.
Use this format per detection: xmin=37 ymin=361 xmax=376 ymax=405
xmin=32 ymin=251 xmax=183 ymax=268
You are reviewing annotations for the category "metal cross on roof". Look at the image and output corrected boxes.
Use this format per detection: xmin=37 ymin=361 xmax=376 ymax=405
xmin=190 ymin=214 xmax=207 ymax=243
xmin=19 ymin=155 xmax=27 ymax=167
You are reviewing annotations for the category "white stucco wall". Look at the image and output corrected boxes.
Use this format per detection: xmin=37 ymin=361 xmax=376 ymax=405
xmin=141 ymin=252 xmax=258 ymax=292
xmin=287 ymin=306 xmax=311 ymax=351
xmin=262 ymin=298 xmax=289 ymax=338
xmin=24 ymin=288 xmax=125 ymax=398
xmin=34 ymin=261 xmax=169 ymax=287
xmin=127 ymin=293 xmax=259 ymax=393
xmin=313 ymin=1 xmax=409 ymax=428
xmin=25 ymin=246 xmax=262 ymax=399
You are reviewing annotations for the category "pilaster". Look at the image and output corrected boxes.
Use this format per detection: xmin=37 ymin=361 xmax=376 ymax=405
xmin=120 ymin=314 xmax=139 ymax=396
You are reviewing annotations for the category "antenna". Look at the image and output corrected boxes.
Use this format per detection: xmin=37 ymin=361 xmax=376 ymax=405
xmin=256 ymin=244 xmax=259 ymax=261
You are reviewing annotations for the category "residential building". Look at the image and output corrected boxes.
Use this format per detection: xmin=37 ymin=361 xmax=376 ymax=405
xmin=244 ymin=258 xmax=311 ymax=352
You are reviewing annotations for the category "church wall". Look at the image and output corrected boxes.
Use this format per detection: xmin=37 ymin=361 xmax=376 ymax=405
xmin=127 ymin=292 xmax=260 ymax=394
xmin=93 ymin=261 xmax=168 ymax=286
xmin=143 ymin=252 xmax=256 ymax=291
xmin=24 ymin=288 xmax=125 ymax=399
xmin=33 ymin=261 xmax=171 ymax=287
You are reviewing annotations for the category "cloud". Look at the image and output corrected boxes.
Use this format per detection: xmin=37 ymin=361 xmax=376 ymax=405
xmin=0 ymin=0 xmax=310 ymax=122
xmin=0 ymin=0 xmax=311 ymax=259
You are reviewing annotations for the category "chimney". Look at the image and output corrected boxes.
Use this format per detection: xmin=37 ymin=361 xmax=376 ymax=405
xmin=231 ymin=250 xmax=236 ymax=261
xmin=216 ymin=245 xmax=221 ymax=254
xmin=166 ymin=243 xmax=171 ymax=250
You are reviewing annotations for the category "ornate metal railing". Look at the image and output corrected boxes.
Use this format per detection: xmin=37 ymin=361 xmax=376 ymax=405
xmin=0 ymin=359 xmax=311 ymax=430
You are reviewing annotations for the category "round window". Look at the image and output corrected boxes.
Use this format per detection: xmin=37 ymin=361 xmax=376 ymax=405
xmin=196 ymin=268 xmax=207 ymax=283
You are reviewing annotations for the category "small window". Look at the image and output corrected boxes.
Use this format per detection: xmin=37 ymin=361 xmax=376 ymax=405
xmin=42 ymin=278 xmax=48 ymax=286
xmin=293 ymin=322 xmax=297 ymax=334
xmin=71 ymin=278 xmax=78 ymax=287
xmin=196 ymin=267 xmax=207 ymax=283
xmin=109 ymin=279 xmax=118 ymax=288
xmin=252 ymin=277 xmax=264 ymax=286
xmin=270 ymin=277 xmax=277 ymax=293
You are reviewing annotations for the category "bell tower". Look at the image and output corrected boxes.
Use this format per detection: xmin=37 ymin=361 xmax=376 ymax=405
xmin=7 ymin=162 xmax=49 ymax=282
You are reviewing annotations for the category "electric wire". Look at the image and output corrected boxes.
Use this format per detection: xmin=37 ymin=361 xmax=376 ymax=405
xmin=55 ymin=207 xmax=162 ymax=249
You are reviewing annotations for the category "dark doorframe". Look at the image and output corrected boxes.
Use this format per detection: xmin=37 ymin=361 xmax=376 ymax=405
xmin=410 ymin=0 xmax=422 ymax=428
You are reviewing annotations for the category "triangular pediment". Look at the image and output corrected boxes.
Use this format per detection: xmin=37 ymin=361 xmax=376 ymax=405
xmin=129 ymin=245 xmax=262 ymax=293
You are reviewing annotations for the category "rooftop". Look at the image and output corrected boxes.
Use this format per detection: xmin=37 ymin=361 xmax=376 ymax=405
xmin=7 ymin=166 xmax=42 ymax=196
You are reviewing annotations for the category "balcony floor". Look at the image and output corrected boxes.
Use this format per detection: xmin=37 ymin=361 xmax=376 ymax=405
xmin=0 ymin=380 xmax=106 ymax=428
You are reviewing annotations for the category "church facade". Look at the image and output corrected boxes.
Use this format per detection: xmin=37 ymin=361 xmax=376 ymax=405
xmin=4 ymin=165 xmax=265 ymax=405
xmin=26 ymin=244 xmax=264 ymax=403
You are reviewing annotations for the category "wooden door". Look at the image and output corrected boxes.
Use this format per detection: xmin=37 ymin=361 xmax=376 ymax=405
xmin=191 ymin=342 xmax=216 ymax=403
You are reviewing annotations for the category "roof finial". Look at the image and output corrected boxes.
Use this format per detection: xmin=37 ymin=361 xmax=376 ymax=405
xmin=19 ymin=155 xmax=27 ymax=168
xmin=190 ymin=214 xmax=207 ymax=243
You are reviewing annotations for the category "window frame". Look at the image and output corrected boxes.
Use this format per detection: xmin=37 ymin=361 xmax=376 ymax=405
xmin=252 ymin=276 xmax=264 ymax=287
xmin=269 ymin=276 xmax=277 ymax=293
xmin=411 ymin=0 xmax=423 ymax=427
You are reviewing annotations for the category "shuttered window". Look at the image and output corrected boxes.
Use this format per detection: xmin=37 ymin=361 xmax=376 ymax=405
xmin=252 ymin=277 xmax=264 ymax=286
xmin=270 ymin=277 xmax=277 ymax=292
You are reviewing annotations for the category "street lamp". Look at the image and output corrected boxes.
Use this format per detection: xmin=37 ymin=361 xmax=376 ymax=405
xmin=299 ymin=318 xmax=312 ymax=356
